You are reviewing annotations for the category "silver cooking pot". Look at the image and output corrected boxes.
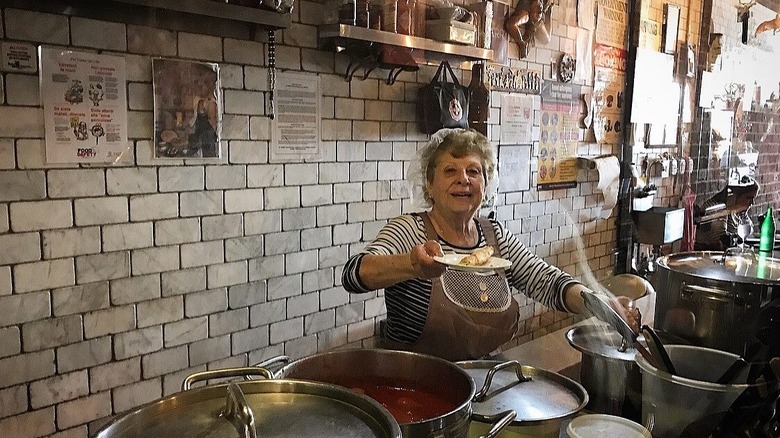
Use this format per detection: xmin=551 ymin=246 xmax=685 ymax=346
xmin=91 ymin=367 xmax=402 ymax=438
xmin=566 ymin=325 xmax=641 ymax=422
xmin=456 ymin=360 xmax=588 ymax=438
xmin=259 ymin=349 xmax=515 ymax=438
xmin=654 ymin=251 xmax=780 ymax=354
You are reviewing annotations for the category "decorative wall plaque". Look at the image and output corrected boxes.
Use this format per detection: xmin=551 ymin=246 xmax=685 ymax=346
xmin=485 ymin=64 xmax=542 ymax=94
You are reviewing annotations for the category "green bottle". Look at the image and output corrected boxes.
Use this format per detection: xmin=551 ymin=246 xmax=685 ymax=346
xmin=759 ymin=207 xmax=775 ymax=253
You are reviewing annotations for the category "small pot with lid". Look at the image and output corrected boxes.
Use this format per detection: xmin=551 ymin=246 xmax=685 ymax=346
xmin=566 ymin=324 xmax=642 ymax=422
xmin=456 ymin=360 xmax=589 ymax=438
xmin=92 ymin=366 xmax=402 ymax=438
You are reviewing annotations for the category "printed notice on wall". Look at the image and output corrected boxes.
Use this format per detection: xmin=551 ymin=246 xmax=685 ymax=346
xmin=595 ymin=0 xmax=628 ymax=49
xmin=592 ymin=44 xmax=627 ymax=144
xmin=499 ymin=94 xmax=535 ymax=145
xmin=538 ymin=82 xmax=580 ymax=191
xmin=271 ymin=71 xmax=321 ymax=161
xmin=40 ymin=47 xmax=128 ymax=164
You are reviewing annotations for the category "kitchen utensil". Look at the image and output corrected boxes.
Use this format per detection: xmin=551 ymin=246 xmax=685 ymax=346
xmin=655 ymin=252 xmax=780 ymax=355
xmin=265 ymin=349 xmax=515 ymax=438
xmin=457 ymin=360 xmax=588 ymax=438
xmin=641 ymin=325 xmax=677 ymax=375
xmin=715 ymin=341 xmax=763 ymax=384
xmin=566 ymin=414 xmax=651 ymax=438
xmin=92 ymin=366 xmax=402 ymax=438
xmin=581 ymin=290 xmax=635 ymax=346
xmin=566 ymin=325 xmax=642 ymax=421
xmin=635 ymin=344 xmax=751 ymax=438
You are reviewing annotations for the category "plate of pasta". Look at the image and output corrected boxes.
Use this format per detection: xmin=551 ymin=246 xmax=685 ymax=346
xmin=434 ymin=249 xmax=512 ymax=272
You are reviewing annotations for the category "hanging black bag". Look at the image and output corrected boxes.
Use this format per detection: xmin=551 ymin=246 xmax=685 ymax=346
xmin=416 ymin=60 xmax=470 ymax=134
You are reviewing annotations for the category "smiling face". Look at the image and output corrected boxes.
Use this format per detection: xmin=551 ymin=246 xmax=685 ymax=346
xmin=426 ymin=151 xmax=486 ymax=217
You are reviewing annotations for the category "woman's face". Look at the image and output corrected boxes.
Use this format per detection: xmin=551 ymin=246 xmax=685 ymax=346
xmin=426 ymin=151 xmax=486 ymax=216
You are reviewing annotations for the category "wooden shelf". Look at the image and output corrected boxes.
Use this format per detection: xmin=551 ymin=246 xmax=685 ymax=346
xmin=0 ymin=0 xmax=291 ymax=41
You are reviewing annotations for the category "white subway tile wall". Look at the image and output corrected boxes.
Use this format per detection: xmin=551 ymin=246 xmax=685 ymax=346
xmin=0 ymin=0 xmax=623 ymax=435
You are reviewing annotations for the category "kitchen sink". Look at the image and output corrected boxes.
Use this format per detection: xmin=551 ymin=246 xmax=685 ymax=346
xmin=632 ymin=207 xmax=684 ymax=245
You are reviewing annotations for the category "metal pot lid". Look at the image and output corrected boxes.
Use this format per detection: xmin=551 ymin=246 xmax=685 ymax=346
xmin=566 ymin=324 xmax=637 ymax=362
xmin=657 ymin=251 xmax=780 ymax=283
xmin=94 ymin=370 xmax=401 ymax=438
xmin=456 ymin=360 xmax=588 ymax=426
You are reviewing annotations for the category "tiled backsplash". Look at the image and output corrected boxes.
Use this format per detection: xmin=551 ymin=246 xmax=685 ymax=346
xmin=0 ymin=2 xmax=615 ymax=436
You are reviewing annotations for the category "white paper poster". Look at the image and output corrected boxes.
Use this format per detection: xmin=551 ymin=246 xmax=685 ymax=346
xmin=271 ymin=71 xmax=321 ymax=161
xmin=574 ymin=28 xmax=593 ymax=83
xmin=499 ymin=94 xmax=534 ymax=145
xmin=592 ymin=44 xmax=627 ymax=144
xmin=595 ymin=0 xmax=628 ymax=49
xmin=40 ymin=47 xmax=128 ymax=163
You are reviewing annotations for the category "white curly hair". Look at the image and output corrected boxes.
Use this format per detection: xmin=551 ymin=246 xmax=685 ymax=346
xmin=407 ymin=128 xmax=499 ymax=210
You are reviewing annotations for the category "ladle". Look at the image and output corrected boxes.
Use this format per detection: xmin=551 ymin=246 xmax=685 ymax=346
xmin=715 ymin=341 xmax=762 ymax=384
xmin=642 ymin=325 xmax=677 ymax=375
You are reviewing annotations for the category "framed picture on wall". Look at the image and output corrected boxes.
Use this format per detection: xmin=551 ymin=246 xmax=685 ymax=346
xmin=662 ymin=4 xmax=680 ymax=54
xmin=152 ymin=58 xmax=221 ymax=159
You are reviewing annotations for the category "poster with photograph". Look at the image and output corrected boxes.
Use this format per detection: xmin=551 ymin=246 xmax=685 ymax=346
xmin=40 ymin=47 xmax=128 ymax=164
xmin=152 ymin=58 xmax=221 ymax=159
xmin=538 ymin=82 xmax=580 ymax=191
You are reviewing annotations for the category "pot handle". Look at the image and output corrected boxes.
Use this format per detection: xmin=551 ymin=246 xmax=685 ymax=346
xmin=474 ymin=410 xmax=517 ymax=438
xmin=182 ymin=366 xmax=274 ymax=391
xmin=223 ymin=383 xmax=257 ymax=438
xmin=473 ymin=360 xmax=531 ymax=402
xmin=253 ymin=355 xmax=292 ymax=375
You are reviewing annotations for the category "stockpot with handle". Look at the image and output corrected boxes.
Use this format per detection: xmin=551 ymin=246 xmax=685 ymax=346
xmin=91 ymin=366 xmax=402 ymax=438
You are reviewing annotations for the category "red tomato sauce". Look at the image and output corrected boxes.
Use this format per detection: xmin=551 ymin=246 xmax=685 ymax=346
xmin=350 ymin=382 xmax=457 ymax=424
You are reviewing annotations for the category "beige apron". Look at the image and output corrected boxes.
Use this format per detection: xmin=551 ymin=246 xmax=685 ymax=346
xmin=384 ymin=213 xmax=519 ymax=361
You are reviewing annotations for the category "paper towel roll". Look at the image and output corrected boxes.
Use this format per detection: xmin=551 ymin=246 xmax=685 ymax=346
xmin=580 ymin=155 xmax=621 ymax=219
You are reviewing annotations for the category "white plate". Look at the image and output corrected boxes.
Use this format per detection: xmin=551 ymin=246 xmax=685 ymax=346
xmin=433 ymin=254 xmax=512 ymax=271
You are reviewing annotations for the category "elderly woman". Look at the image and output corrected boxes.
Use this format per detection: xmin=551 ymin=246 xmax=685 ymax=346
xmin=342 ymin=129 xmax=637 ymax=361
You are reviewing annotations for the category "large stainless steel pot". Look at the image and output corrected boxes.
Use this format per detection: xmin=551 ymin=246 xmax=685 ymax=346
xmin=456 ymin=360 xmax=588 ymax=438
xmin=92 ymin=367 xmax=402 ymax=438
xmin=260 ymin=349 xmax=515 ymax=438
xmin=654 ymin=251 xmax=780 ymax=354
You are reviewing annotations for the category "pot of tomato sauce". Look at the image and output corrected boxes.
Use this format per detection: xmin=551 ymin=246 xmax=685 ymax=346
xmin=258 ymin=349 xmax=515 ymax=438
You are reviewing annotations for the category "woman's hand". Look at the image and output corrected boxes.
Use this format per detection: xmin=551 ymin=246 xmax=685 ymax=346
xmin=410 ymin=240 xmax=446 ymax=279
xmin=611 ymin=295 xmax=641 ymax=334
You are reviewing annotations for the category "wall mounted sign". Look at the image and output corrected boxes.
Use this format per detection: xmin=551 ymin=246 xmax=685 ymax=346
xmin=662 ymin=3 xmax=680 ymax=54
xmin=595 ymin=0 xmax=628 ymax=49
xmin=592 ymin=44 xmax=626 ymax=144
xmin=485 ymin=64 xmax=542 ymax=94
xmin=638 ymin=19 xmax=661 ymax=51
xmin=152 ymin=58 xmax=221 ymax=159
xmin=271 ymin=71 xmax=321 ymax=161
xmin=40 ymin=47 xmax=128 ymax=164
xmin=538 ymin=81 xmax=580 ymax=190
xmin=499 ymin=94 xmax=534 ymax=144
xmin=2 ymin=42 xmax=36 ymax=72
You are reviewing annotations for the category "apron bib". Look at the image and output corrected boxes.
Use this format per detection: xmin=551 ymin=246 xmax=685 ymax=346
xmin=384 ymin=213 xmax=519 ymax=361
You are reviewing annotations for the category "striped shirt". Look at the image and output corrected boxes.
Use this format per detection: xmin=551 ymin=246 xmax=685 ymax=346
xmin=341 ymin=213 xmax=580 ymax=344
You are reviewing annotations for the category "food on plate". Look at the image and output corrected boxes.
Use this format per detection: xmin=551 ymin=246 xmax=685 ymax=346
xmin=460 ymin=246 xmax=494 ymax=266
